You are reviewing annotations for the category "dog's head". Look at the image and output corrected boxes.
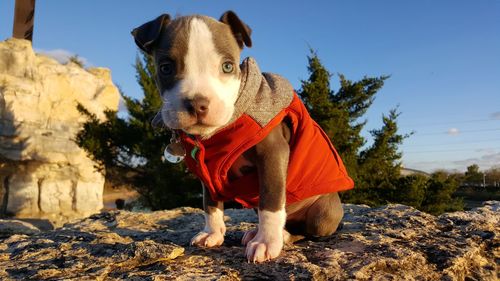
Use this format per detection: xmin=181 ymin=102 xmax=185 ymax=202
xmin=131 ymin=11 xmax=252 ymax=137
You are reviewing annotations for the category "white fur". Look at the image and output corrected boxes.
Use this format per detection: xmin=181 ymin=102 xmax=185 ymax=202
xmin=244 ymin=209 xmax=286 ymax=262
xmin=257 ymin=209 xmax=286 ymax=238
xmin=171 ymin=18 xmax=240 ymax=136
xmin=203 ymin=207 xmax=226 ymax=234
xmin=191 ymin=208 xmax=226 ymax=247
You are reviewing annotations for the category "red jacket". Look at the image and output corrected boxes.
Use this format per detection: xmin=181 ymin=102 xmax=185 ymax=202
xmin=180 ymin=93 xmax=354 ymax=208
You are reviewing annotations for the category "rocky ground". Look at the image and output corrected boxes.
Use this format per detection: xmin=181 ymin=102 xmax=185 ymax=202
xmin=0 ymin=201 xmax=498 ymax=280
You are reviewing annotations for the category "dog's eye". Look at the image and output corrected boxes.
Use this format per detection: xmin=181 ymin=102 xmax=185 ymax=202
xmin=159 ymin=62 xmax=174 ymax=76
xmin=222 ymin=61 xmax=234 ymax=73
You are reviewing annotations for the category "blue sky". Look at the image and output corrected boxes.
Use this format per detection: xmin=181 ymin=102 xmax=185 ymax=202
xmin=1 ymin=1 xmax=499 ymax=173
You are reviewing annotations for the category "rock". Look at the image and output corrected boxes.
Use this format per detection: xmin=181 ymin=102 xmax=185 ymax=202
xmin=0 ymin=202 xmax=498 ymax=280
xmin=0 ymin=219 xmax=40 ymax=238
xmin=0 ymin=38 xmax=120 ymax=224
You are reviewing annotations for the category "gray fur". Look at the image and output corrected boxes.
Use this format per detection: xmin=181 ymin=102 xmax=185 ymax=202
xmin=153 ymin=16 xmax=191 ymax=92
xmin=203 ymin=182 xmax=223 ymax=214
xmin=286 ymin=193 xmax=344 ymax=237
xmin=243 ymin=123 xmax=290 ymax=212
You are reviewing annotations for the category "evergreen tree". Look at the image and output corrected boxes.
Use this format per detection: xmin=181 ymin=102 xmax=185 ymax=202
xmin=76 ymin=53 xmax=200 ymax=210
xmin=296 ymin=50 xmax=433 ymax=209
xmin=393 ymin=174 xmax=428 ymax=208
xmin=339 ymin=109 xmax=409 ymax=205
xmin=420 ymin=171 xmax=464 ymax=214
xmin=357 ymin=109 xmax=410 ymax=197
xmin=297 ymin=50 xmax=388 ymax=182
xmin=464 ymin=164 xmax=484 ymax=186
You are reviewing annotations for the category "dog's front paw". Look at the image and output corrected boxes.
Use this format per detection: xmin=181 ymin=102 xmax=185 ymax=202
xmin=241 ymin=228 xmax=258 ymax=245
xmin=190 ymin=231 xmax=224 ymax=247
xmin=244 ymin=229 xmax=283 ymax=263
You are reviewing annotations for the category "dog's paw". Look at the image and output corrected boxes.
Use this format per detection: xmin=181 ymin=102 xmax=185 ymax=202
xmin=244 ymin=229 xmax=283 ymax=263
xmin=243 ymin=228 xmax=295 ymax=245
xmin=241 ymin=229 xmax=258 ymax=245
xmin=190 ymin=231 xmax=224 ymax=247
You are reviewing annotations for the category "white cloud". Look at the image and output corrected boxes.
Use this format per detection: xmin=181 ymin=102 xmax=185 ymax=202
xmin=447 ymin=128 xmax=460 ymax=136
xmin=118 ymin=96 xmax=127 ymax=113
xmin=475 ymin=148 xmax=496 ymax=154
xmin=490 ymin=111 xmax=500 ymax=120
xmin=452 ymin=152 xmax=500 ymax=170
xmin=404 ymin=151 xmax=500 ymax=173
xmin=35 ymin=48 xmax=90 ymax=67
xmin=116 ymin=95 xmax=131 ymax=120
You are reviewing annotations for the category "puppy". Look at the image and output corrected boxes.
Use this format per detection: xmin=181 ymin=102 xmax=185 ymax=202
xmin=132 ymin=11 xmax=354 ymax=263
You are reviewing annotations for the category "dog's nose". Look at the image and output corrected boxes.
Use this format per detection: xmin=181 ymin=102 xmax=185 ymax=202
xmin=183 ymin=95 xmax=209 ymax=118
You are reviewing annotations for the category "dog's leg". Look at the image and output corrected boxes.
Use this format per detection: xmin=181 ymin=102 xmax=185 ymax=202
xmin=285 ymin=192 xmax=343 ymax=238
xmin=306 ymin=192 xmax=344 ymax=236
xmin=242 ymin=124 xmax=289 ymax=262
xmin=191 ymin=183 xmax=226 ymax=247
xmin=305 ymin=192 xmax=343 ymax=236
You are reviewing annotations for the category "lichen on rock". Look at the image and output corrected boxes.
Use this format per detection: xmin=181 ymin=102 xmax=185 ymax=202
xmin=0 ymin=202 xmax=497 ymax=280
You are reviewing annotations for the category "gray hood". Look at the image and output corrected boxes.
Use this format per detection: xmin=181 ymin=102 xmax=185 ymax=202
xmin=230 ymin=57 xmax=295 ymax=127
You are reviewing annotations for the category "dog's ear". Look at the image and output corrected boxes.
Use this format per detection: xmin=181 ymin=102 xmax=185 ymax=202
xmin=131 ymin=14 xmax=171 ymax=55
xmin=219 ymin=11 xmax=252 ymax=49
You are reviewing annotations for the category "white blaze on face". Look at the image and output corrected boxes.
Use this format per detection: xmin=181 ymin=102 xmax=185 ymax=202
xmin=180 ymin=18 xmax=240 ymax=134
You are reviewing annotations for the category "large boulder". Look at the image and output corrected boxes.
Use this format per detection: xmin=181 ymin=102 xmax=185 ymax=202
xmin=0 ymin=201 xmax=497 ymax=280
xmin=0 ymin=38 xmax=120 ymax=224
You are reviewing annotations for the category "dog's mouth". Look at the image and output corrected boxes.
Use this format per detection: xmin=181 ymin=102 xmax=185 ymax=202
xmin=170 ymin=114 xmax=222 ymax=129
xmin=184 ymin=120 xmax=211 ymax=129
xmin=161 ymin=111 xmax=221 ymax=135
xmin=164 ymin=103 xmax=234 ymax=135
xmin=182 ymin=122 xmax=220 ymax=137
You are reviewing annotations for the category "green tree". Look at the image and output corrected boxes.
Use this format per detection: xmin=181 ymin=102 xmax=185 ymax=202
xmin=420 ymin=171 xmax=464 ymax=214
xmin=297 ymin=50 xmax=388 ymax=182
xmin=76 ymin=53 xmax=200 ymax=210
xmin=464 ymin=164 xmax=484 ymax=186
xmin=359 ymin=110 xmax=406 ymax=184
xmin=354 ymin=109 xmax=410 ymax=204
xmin=393 ymin=174 xmax=428 ymax=208
xmin=297 ymin=50 xmax=412 ymax=206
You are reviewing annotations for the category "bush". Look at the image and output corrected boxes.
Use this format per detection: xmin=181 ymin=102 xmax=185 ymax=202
xmin=420 ymin=172 xmax=464 ymax=215
xmin=393 ymin=175 xmax=428 ymax=208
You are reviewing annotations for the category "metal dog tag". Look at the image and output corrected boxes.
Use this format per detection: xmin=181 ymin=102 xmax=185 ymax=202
xmin=163 ymin=142 xmax=185 ymax=164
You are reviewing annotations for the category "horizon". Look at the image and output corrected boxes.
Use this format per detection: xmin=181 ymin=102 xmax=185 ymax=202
xmin=1 ymin=1 xmax=499 ymax=173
